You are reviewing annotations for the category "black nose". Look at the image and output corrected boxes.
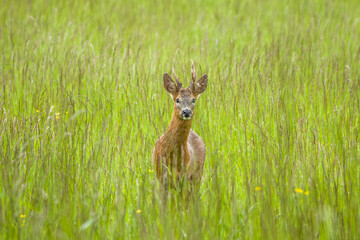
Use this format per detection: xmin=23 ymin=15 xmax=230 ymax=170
xmin=182 ymin=109 xmax=191 ymax=117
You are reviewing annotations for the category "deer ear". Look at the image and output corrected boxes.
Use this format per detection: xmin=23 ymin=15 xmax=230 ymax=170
xmin=194 ymin=74 xmax=208 ymax=95
xmin=163 ymin=73 xmax=178 ymax=95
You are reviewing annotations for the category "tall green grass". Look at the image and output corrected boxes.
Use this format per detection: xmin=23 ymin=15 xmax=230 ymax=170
xmin=1 ymin=0 xmax=359 ymax=238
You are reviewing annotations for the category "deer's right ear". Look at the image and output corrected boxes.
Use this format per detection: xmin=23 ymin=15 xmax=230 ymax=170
xmin=194 ymin=74 xmax=208 ymax=95
xmin=163 ymin=73 xmax=178 ymax=95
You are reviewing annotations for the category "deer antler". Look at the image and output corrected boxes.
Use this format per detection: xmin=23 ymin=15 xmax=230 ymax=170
xmin=189 ymin=59 xmax=196 ymax=90
xmin=172 ymin=68 xmax=182 ymax=89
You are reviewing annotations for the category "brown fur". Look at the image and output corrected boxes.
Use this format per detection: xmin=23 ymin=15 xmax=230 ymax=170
xmin=153 ymin=64 xmax=208 ymax=187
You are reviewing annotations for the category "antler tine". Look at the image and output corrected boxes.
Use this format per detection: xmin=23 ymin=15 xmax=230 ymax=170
xmin=189 ymin=59 xmax=196 ymax=89
xmin=172 ymin=68 xmax=182 ymax=89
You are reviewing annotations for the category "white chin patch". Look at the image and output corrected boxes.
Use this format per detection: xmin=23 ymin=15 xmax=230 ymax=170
xmin=182 ymin=116 xmax=192 ymax=120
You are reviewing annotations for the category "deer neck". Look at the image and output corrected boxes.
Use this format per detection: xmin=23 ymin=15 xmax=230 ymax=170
xmin=165 ymin=110 xmax=193 ymax=146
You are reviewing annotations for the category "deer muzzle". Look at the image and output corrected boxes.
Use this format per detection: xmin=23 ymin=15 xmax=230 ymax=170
xmin=181 ymin=109 xmax=192 ymax=120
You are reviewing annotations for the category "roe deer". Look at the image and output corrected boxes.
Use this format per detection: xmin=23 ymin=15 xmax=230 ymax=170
xmin=153 ymin=61 xmax=208 ymax=188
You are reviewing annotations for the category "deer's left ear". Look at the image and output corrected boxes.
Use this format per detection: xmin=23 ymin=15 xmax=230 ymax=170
xmin=163 ymin=73 xmax=178 ymax=95
xmin=194 ymin=74 xmax=208 ymax=95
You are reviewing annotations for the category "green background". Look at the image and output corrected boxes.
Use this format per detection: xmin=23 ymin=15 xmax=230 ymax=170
xmin=1 ymin=0 xmax=359 ymax=239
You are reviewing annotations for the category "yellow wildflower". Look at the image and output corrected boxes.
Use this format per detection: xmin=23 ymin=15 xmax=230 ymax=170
xmin=304 ymin=191 xmax=309 ymax=195
xmin=149 ymin=169 xmax=154 ymax=173
xmin=136 ymin=209 xmax=142 ymax=213
xmin=36 ymin=110 xmax=40 ymax=113
xmin=255 ymin=186 xmax=262 ymax=191
xmin=295 ymin=188 xmax=304 ymax=194
xmin=66 ymin=111 xmax=69 ymax=115
xmin=20 ymin=214 xmax=26 ymax=226
xmin=55 ymin=113 xmax=60 ymax=119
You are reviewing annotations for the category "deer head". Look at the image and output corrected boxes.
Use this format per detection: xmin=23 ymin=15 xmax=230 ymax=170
xmin=163 ymin=60 xmax=208 ymax=120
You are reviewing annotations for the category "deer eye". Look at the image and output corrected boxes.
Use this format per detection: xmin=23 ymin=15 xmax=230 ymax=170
xmin=176 ymin=98 xmax=180 ymax=103
xmin=192 ymin=98 xmax=196 ymax=103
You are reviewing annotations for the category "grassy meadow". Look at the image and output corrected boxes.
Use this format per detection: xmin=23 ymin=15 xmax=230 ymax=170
xmin=1 ymin=0 xmax=360 ymax=239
